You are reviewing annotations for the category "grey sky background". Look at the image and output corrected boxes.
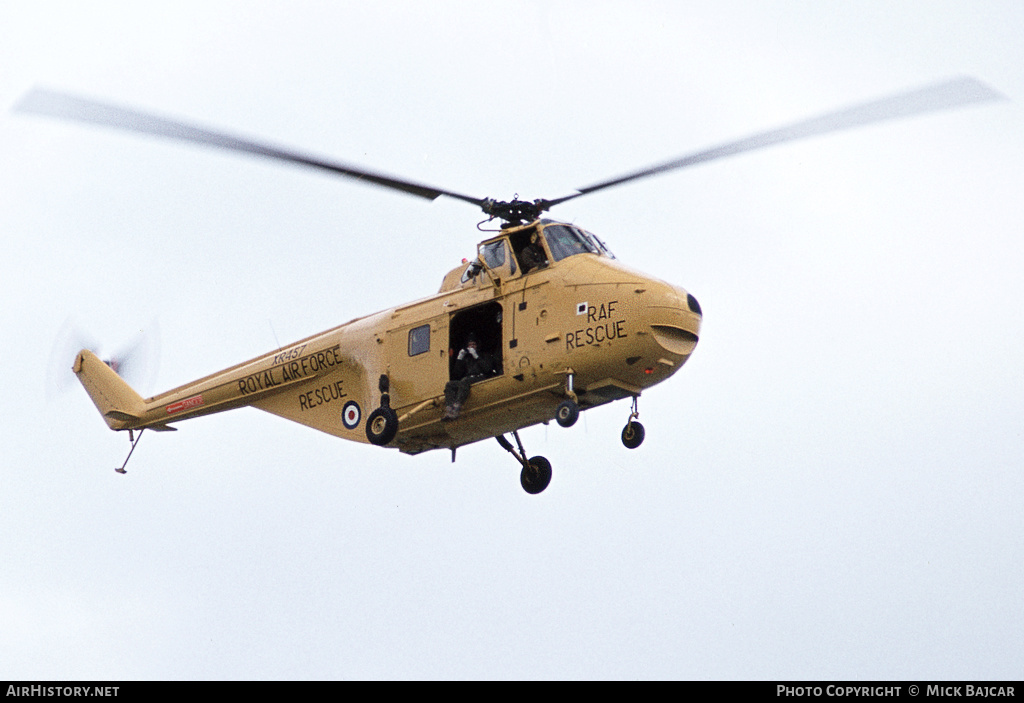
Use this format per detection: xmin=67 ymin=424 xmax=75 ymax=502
xmin=1 ymin=1 xmax=1022 ymax=680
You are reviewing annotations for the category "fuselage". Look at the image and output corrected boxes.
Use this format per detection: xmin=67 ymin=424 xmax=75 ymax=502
xmin=91 ymin=219 xmax=700 ymax=455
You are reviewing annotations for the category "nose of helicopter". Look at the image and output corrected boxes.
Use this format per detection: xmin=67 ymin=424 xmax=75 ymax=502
xmin=643 ymin=282 xmax=702 ymax=359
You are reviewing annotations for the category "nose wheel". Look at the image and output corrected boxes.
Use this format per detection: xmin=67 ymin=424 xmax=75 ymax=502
xmin=621 ymin=420 xmax=645 ymax=449
xmin=496 ymin=431 xmax=552 ymax=494
xmin=621 ymin=396 xmax=645 ymax=449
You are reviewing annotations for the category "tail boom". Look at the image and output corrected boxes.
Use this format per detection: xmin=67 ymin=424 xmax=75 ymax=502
xmin=73 ymin=330 xmax=355 ymax=432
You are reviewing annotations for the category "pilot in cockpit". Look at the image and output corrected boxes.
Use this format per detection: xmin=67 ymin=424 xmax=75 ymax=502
xmin=520 ymin=232 xmax=547 ymax=273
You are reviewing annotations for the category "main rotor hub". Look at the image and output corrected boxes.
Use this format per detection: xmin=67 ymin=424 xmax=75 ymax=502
xmin=481 ymin=197 xmax=550 ymax=227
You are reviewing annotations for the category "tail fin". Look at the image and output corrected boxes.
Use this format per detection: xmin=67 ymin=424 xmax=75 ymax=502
xmin=73 ymin=349 xmax=146 ymax=430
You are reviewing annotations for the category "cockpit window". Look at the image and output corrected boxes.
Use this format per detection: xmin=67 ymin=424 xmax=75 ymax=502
xmin=479 ymin=240 xmax=507 ymax=270
xmin=580 ymin=227 xmax=615 ymax=259
xmin=543 ymin=224 xmax=601 ymax=262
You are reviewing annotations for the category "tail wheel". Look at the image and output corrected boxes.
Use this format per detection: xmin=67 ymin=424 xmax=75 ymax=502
xmin=520 ymin=456 xmax=552 ymax=494
xmin=555 ymin=399 xmax=579 ymax=427
xmin=621 ymin=421 xmax=645 ymax=449
xmin=366 ymin=406 xmax=399 ymax=445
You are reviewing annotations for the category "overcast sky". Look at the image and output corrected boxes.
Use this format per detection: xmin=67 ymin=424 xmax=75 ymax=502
xmin=2 ymin=1 xmax=1022 ymax=680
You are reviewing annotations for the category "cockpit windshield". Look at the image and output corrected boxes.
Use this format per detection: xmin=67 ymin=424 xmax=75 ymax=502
xmin=583 ymin=228 xmax=615 ymax=259
xmin=542 ymin=224 xmax=615 ymax=261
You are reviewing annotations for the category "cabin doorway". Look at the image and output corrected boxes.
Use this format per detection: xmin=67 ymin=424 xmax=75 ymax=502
xmin=448 ymin=301 xmax=503 ymax=380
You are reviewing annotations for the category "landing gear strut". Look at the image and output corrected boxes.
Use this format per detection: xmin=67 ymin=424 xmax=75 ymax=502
xmin=115 ymin=428 xmax=145 ymax=474
xmin=496 ymin=431 xmax=552 ymax=494
xmin=555 ymin=370 xmax=579 ymax=428
xmin=621 ymin=396 xmax=645 ymax=449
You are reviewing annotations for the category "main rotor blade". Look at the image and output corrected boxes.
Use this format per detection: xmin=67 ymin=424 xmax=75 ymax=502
xmin=15 ymin=88 xmax=488 ymax=208
xmin=547 ymin=76 xmax=1004 ymax=208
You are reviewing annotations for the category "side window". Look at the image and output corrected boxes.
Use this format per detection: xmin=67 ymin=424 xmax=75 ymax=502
xmin=480 ymin=240 xmax=506 ymax=269
xmin=408 ymin=324 xmax=430 ymax=356
xmin=479 ymin=239 xmax=517 ymax=276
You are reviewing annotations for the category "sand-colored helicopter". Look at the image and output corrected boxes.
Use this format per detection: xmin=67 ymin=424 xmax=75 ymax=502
xmin=17 ymin=77 xmax=1000 ymax=493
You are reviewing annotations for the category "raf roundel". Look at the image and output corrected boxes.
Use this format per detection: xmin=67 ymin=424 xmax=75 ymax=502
xmin=342 ymin=401 xmax=361 ymax=430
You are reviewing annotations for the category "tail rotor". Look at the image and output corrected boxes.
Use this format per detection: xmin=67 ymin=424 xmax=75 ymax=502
xmin=47 ymin=318 xmax=160 ymax=400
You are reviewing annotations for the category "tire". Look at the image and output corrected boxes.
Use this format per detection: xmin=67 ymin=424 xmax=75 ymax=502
xmin=621 ymin=421 xmax=645 ymax=449
xmin=365 ymin=406 xmax=399 ymax=446
xmin=555 ymin=399 xmax=580 ymax=428
xmin=520 ymin=456 xmax=552 ymax=494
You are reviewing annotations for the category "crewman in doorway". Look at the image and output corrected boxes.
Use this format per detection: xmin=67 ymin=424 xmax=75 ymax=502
xmin=441 ymin=332 xmax=497 ymax=421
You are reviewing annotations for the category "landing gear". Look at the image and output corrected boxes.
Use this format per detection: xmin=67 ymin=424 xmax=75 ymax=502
xmin=621 ymin=421 xmax=645 ymax=449
xmin=496 ymin=431 xmax=552 ymax=494
xmin=555 ymin=399 xmax=579 ymax=427
xmin=115 ymin=428 xmax=145 ymax=474
xmin=621 ymin=396 xmax=645 ymax=449
xmin=366 ymin=374 xmax=399 ymax=446
xmin=366 ymin=407 xmax=398 ymax=445
xmin=555 ymin=371 xmax=580 ymax=427
xmin=520 ymin=456 xmax=552 ymax=495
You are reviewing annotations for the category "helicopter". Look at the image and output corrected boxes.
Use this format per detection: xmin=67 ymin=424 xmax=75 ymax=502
xmin=16 ymin=77 xmax=1001 ymax=493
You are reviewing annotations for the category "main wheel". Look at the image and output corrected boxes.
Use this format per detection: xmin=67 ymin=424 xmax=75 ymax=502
xmin=365 ymin=406 xmax=399 ymax=445
xmin=520 ymin=456 xmax=552 ymax=494
xmin=621 ymin=421 xmax=645 ymax=449
xmin=555 ymin=399 xmax=579 ymax=428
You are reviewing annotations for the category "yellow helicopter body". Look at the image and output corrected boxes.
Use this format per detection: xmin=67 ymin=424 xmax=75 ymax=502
xmin=74 ymin=218 xmax=700 ymax=460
